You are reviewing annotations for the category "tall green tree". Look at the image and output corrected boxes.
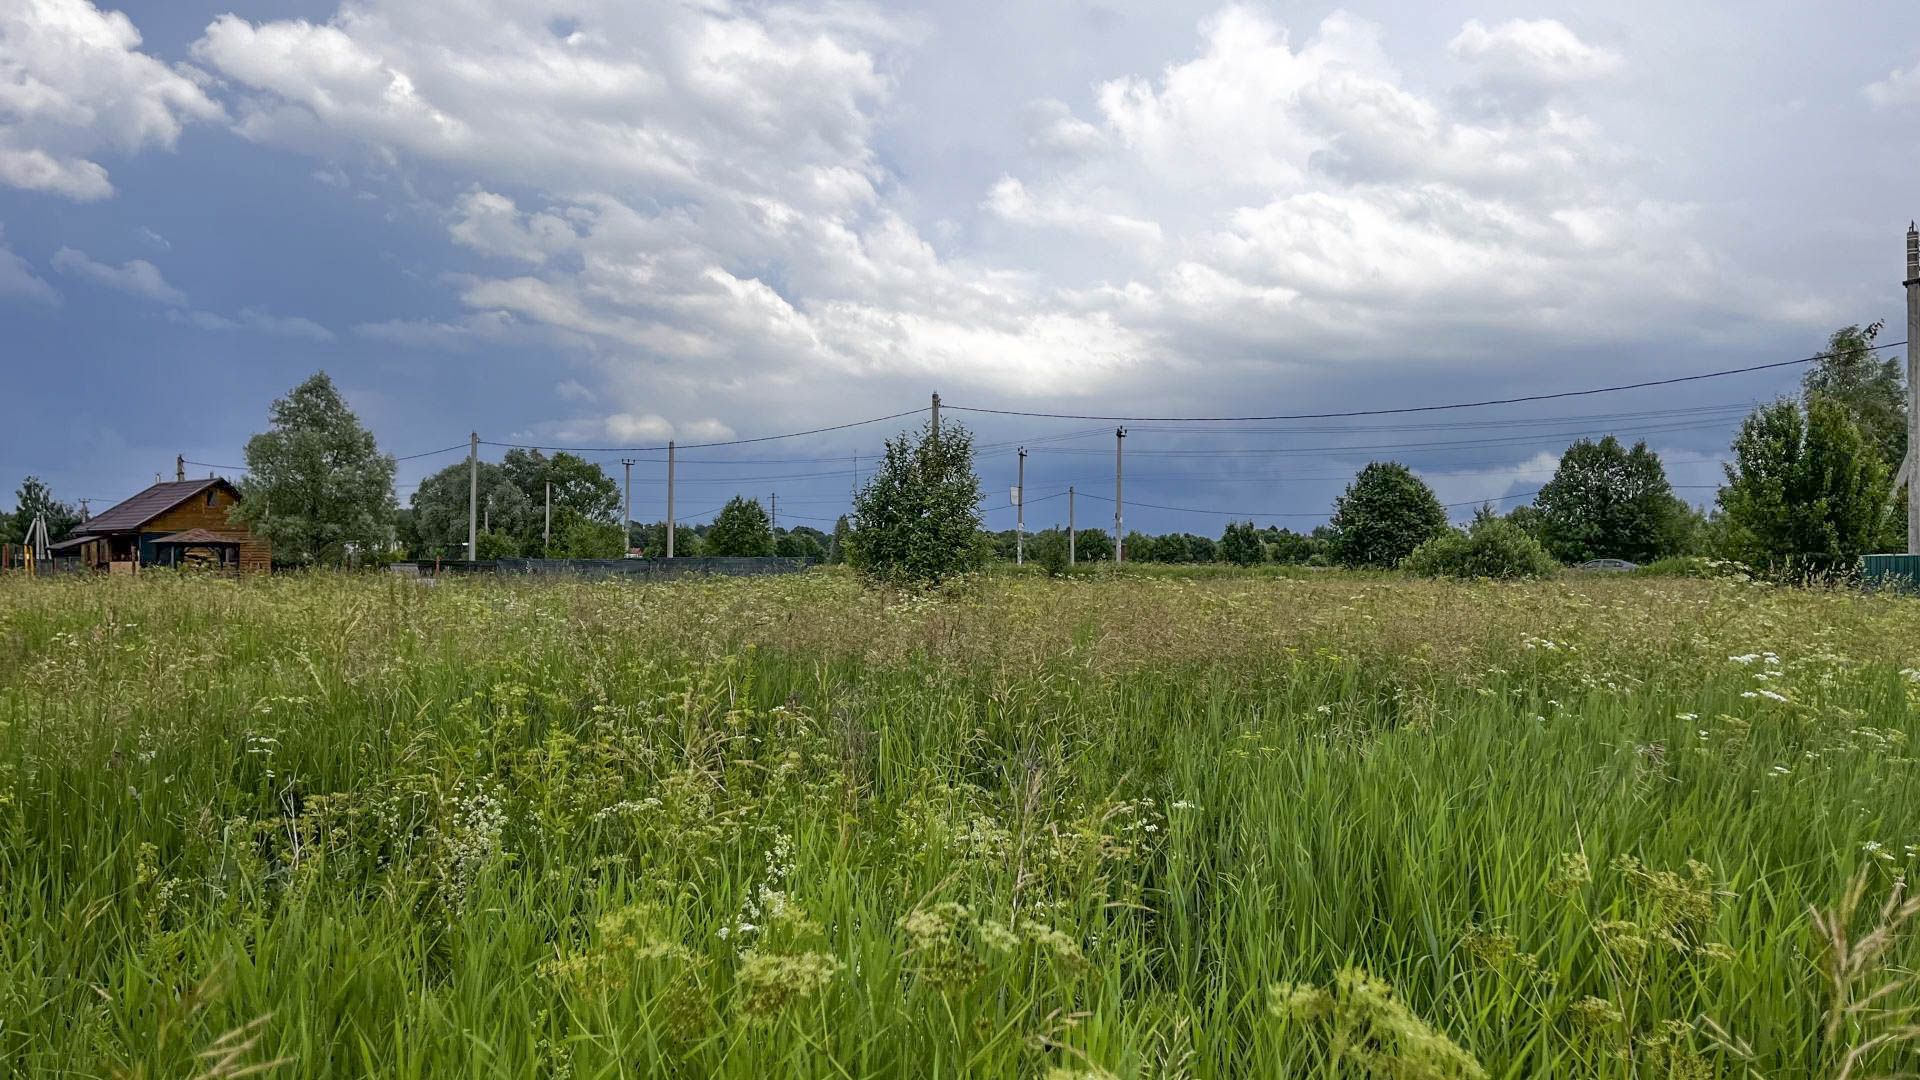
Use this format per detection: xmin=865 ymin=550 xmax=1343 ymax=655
xmin=1259 ymin=527 xmax=1319 ymax=564
xmin=828 ymin=515 xmax=852 ymax=564
xmin=408 ymin=449 xmax=619 ymax=558
xmin=1072 ymin=529 xmax=1114 ymax=562
xmin=1220 ymin=521 xmax=1265 ymax=566
xmin=8 ymin=477 xmax=80 ymax=545
xmin=846 ymin=419 xmax=984 ymax=584
xmin=1801 ymin=323 xmax=1907 ymax=550
xmin=231 ymin=373 xmax=396 ymax=566
xmin=501 ymin=449 xmax=621 ymax=542
xmin=1029 ymin=527 xmax=1072 ymax=575
xmin=1532 ymin=436 xmax=1689 ymax=563
xmin=1329 ymin=462 xmax=1448 ymax=568
xmin=1716 ymin=398 xmax=1889 ymax=577
xmin=705 ymin=497 xmax=776 ymax=556
xmin=1803 ymin=322 xmax=1906 ymax=470
xmin=409 ymin=461 xmax=526 ymax=558
xmin=776 ymin=527 xmax=829 ymax=560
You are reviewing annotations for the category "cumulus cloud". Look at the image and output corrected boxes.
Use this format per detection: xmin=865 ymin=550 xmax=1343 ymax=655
xmin=602 ymin=412 xmax=675 ymax=442
xmin=51 ymin=246 xmax=187 ymax=305
xmin=1449 ymin=18 xmax=1621 ymax=86
xmin=182 ymin=1 xmax=1816 ymax=436
xmin=0 ymin=226 xmax=58 ymax=305
xmin=448 ymin=190 xmax=580 ymax=263
xmin=0 ymin=0 xmax=222 ymax=200
xmin=1865 ymin=59 xmax=1920 ymax=107
xmin=983 ymin=176 xmax=1162 ymax=249
xmin=174 ymin=306 xmax=335 ymax=341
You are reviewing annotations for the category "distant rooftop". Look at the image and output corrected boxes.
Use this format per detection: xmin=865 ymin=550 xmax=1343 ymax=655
xmin=77 ymin=479 xmax=231 ymax=535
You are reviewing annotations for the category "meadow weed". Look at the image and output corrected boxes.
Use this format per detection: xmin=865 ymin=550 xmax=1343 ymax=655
xmin=1 ymin=568 xmax=1916 ymax=1076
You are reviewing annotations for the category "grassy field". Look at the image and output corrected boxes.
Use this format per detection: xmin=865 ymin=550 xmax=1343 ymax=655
xmin=1 ymin=569 xmax=1917 ymax=1078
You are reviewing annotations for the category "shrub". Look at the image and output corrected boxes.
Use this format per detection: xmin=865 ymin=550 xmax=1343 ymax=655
xmin=1405 ymin=517 xmax=1557 ymax=580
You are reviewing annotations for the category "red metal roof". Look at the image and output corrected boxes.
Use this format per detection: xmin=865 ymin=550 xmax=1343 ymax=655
xmin=76 ymin=479 xmax=236 ymax=535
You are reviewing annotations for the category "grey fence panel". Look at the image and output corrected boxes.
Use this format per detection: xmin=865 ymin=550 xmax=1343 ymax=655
xmin=411 ymin=558 xmax=815 ymax=580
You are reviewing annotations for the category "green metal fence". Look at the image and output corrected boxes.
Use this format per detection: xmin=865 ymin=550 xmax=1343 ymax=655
xmin=1862 ymin=553 xmax=1920 ymax=593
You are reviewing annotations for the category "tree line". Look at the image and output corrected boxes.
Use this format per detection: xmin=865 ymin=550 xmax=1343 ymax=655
xmin=3 ymin=326 xmax=1907 ymax=580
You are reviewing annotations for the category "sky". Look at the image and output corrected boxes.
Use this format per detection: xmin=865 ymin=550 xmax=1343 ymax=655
xmin=3 ymin=0 xmax=1918 ymax=536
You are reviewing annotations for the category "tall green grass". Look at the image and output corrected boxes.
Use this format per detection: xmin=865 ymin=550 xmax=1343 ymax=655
xmin=0 ymin=570 xmax=1916 ymax=1077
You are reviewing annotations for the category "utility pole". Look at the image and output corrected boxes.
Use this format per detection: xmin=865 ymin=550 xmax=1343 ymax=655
xmin=930 ymin=392 xmax=941 ymax=447
xmin=665 ymin=441 xmax=676 ymax=558
xmin=78 ymin=498 xmax=89 ymax=522
xmin=467 ymin=432 xmax=478 ymax=560
xmin=1114 ymin=427 xmax=1126 ymax=564
xmin=175 ymin=455 xmax=184 ymax=482
xmin=1015 ymin=447 xmax=1026 ymax=565
xmin=543 ymin=481 xmax=551 ymax=557
xmin=621 ymin=458 xmax=636 ymax=555
xmin=1905 ymin=222 xmax=1919 ymax=554
xmin=770 ymin=491 xmax=778 ymax=532
xmin=1068 ymin=485 xmax=1075 ymax=566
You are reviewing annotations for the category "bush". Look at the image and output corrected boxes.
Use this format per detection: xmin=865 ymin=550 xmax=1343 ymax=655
xmin=1405 ymin=517 xmax=1557 ymax=580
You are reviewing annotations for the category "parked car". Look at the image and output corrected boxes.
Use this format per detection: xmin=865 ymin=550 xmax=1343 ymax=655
xmin=1577 ymin=558 xmax=1638 ymax=572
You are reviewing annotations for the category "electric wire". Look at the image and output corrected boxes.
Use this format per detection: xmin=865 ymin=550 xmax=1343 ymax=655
xmin=943 ymin=342 xmax=1904 ymax=422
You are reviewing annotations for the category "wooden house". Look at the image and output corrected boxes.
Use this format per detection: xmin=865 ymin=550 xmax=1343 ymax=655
xmin=50 ymin=478 xmax=270 ymax=573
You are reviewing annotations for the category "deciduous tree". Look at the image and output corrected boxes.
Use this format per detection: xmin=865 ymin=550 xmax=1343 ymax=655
xmin=1717 ymin=398 xmax=1888 ymax=577
xmin=1533 ymin=436 xmax=1689 ymax=564
xmin=846 ymin=419 xmax=983 ymax=584
xmin=1329 ymin=462 xmax=1447 ymax=568
xmin=231 ymin=372 xmax=395 ymax=566
xmin=706 ymin=497 xmax=776 ymax=556
xmin=7 ymin=476 xmax=80 ymax=545
xmin=1220 ymin=521 xmax=1265 ymax=566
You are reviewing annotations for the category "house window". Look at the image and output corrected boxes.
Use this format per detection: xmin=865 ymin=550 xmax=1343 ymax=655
xmin=206 ymin=490 xmax=217 ymax=508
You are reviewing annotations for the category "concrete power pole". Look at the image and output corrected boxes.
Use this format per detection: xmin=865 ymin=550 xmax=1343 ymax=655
xmin=175 ymin=455 xmax=185 ymax=482
xmin=930 ymin=392 xmax=941 ymax=447
xmin=543 ymin=481 xmax=551 ymax=557
xmin=1114 ymin=427 xmax=1127 ymax=564
xmin=666 ymin=441 xmax=676 ymax=558
xmin=621 ymin=458 xmax=636 ymax=555
xmin=770 ymin=492 xmax=778 ymax=533
xmin=1015 ymin=447 xmax=1026 ymax=566
xmin=1905 ymin=222 xmax=1919 ymax=554
xmin=467 ymin=432 xmax=478 ymax=559
xmin=1068 ymin=485 xmax=1076 ymax=566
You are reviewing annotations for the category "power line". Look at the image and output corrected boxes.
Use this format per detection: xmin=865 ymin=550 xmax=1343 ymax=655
xmin=1069 ymin=487 xmax=1547 ymax=521
xmin=397 ymin=442 xmax=472 ymax=461
xmin=943 ymin=342 xmax=1904 ymax=422
xmin=481 ymin=407 xmax=928 ymax=453
xmin=1022 ymin=416 xmax=1742 ymax=459
xmin=184 ymin=441 xmax=470 ymax=474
